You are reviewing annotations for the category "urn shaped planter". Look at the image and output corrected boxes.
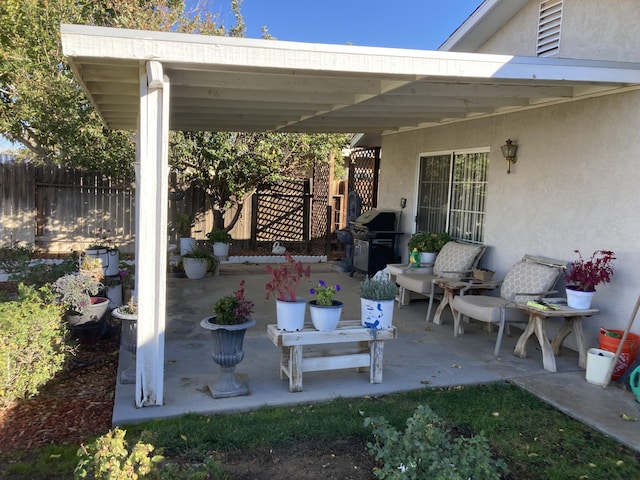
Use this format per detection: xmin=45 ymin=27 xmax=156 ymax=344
xmin=200 ymin=316 xmax=256 ymax=398
xmin=111 ymin=307 xmax=138 ymax=384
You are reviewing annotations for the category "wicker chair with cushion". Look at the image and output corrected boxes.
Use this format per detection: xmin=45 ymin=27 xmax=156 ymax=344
xmin=395 ymin=241 xmax=486 ymax=322
xmin=451 ymin=255 xmax=566 ymax=356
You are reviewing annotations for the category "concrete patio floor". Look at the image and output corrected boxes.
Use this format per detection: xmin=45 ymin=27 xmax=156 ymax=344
xmin=112 ymin=262 xmax=640 ymax=453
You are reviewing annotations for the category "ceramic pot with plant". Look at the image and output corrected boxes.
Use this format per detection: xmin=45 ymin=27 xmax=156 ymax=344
xmin=565 ymin=249 xmax=616 ymax=309
xmin=86 ymin=228 xmax=120 ymax=276
xmin=173 ymin=212 xmax=197 ymax=255
xmin=265 ymin=252 xmax=311 ymax=331
xmin=359 ymin=274 xmax=398 ymax=329
xmin=200 ymin=281 xmax=255 ymax=398
xmin=111 ymin=298 xmax=138 ymax=384
xmin=181 ymin=248 xmax=219 ymax=279
xmin=207 ymin=228 xmax=232 ymax=260
xmin=308 ymin=280 xmax=342 ymax=331
xmin=53 ymin=272 xmax=107 ymax=326
xmin=407 ymin=232 xmax=451 ymax=264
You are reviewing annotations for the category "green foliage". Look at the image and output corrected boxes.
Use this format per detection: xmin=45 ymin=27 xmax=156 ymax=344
xmin=170 ymin=131 xmax=350 ymax=230
xmin=206 ymin=228 xmax=232 ymax=244
xmin=0 ymin=241 xmax=34 ymax=274
xmin=407 ymin=232 xmax=452 ymax=253
xmin=358 ymin=275 xmax=397 ymax=300
xmin=364 ymin=404 xmax=508 ymax=479
xmin=0 ymin=284 xmax=67 ymax=405
xmin=212 ymin=281 xmax=254 ymax=324
xmin=11 ymin=257 xmax=78 ymax=286
xmin=172 ymin=212 xmax=197 ymax=238
xmin=181 ymin=249 xmax=219 ymax=273
xmin=74 ymin=427 xmax=163 ymax=480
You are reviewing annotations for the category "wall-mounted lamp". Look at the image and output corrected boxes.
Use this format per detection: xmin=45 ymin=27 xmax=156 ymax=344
xmin=501 ymin=139 xmax=518 ymax=174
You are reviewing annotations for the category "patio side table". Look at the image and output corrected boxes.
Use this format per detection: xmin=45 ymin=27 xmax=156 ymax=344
xmin=514 ymin=302 xmax=599 ymax=372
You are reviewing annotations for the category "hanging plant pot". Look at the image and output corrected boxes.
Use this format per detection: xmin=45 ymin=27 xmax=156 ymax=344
xmin=309 ymin=300 xmax=343 ymax=331
xmin=275 ymin=297 xmax=307 ymax=331
xmin=566 ymin=287 xmax=595 ymax=309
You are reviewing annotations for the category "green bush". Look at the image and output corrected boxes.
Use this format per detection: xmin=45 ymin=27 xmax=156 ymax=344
xmin=0 ymin=284 xmax=68 ymax=405
xmin=75 ymin=427 xmax=163 ymax=480
xmin=0 ymin=241 xmax=35 ymax=275
xmin=364 ymin=404 xmax=508 ymax=479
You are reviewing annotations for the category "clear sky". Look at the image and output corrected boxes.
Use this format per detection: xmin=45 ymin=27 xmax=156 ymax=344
xmin=0 ymin=1 xmax=483 ymax=152
xmin=216 ymin=0 xmax=483 ymax=50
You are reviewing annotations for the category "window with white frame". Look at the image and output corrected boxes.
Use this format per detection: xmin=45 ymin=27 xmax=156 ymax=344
xmin=415 ymin=150 xmax=489 ymax=243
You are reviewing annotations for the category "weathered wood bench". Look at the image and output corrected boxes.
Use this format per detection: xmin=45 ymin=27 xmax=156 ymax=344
xmin=267 ymin=320 xmax=398 ymax=392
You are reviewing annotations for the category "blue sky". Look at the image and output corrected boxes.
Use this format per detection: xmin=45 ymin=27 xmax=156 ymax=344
xmin=1 ymin=1 xmax=482 ymax=152
xmin=215 ymin=0 xmax=483 ymax=49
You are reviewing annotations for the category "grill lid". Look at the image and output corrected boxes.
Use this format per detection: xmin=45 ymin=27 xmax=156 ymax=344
xmin=351 ymin=209 xmax=397 ymax=232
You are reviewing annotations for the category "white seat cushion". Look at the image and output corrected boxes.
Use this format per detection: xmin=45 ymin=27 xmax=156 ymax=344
xmin=395 ymin=273 xmax=437 ymax=294
xmin=452 ymin=295 xmax=529 ymax=324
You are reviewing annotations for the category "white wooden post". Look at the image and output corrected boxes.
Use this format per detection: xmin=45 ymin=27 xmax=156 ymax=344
xmin=135 ymin=61 xmax=170 ymax=407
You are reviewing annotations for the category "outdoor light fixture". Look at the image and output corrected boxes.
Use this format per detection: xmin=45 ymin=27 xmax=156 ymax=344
xmin=501 ymin=139 xmax=518 ymax=174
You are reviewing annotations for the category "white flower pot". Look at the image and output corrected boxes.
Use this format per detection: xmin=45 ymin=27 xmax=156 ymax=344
xmin=419 ymin=252 xmax=437 ymax=265
xmin=360 ymin=298 xmax=394 ymax=329
xmin=105 ymin=248 xmax=120 ymax=276
xmin=85 ymin=248 xmax=108 ymax=272
xmin=180 ymin=237 xmax=197 ymax=255
xmin=212 ymin=242 xmax=230 ymax=259
xmin=309 ymin=300 xmax=343 ymax=331
xmin=566 ymin=288 xmax=595 ymax=309
xmin=275 ymin=297 xmax=306 ymax=331
xmin=182 ymin=257 xmax=208 ymax=279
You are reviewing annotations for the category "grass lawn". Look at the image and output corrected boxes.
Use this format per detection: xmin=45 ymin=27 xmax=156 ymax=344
xmin=3 ymin=382 xmax=639 ymax=479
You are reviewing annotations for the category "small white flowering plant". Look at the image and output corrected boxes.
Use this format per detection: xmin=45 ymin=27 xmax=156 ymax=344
xmin=53 ymin=272 xmax=102 ymax=315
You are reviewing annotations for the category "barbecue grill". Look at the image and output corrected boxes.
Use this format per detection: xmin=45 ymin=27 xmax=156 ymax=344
xmin=350 ymin=209 xmax=401 ymax=275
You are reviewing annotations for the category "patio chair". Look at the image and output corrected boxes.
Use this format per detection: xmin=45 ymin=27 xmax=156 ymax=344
xmin=451 ymin=254 xmax=566 ymax=356
xmin=394 ymin=241 xmax=486 ymax=322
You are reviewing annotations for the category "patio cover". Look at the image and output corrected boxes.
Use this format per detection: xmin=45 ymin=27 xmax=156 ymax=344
xmin=60 ymin=24 xmax=640 ymax=407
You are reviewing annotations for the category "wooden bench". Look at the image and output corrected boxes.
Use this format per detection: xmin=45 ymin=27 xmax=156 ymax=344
xmin=267 ymin=320 xmax=398 ymax=392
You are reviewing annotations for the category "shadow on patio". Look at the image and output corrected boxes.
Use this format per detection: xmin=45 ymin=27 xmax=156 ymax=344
xmin=113 ymin=262 xmax=640 ymax=453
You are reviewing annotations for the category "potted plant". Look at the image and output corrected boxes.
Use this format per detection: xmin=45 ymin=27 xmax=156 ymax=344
xmin=265 ymin=251 xmax=311 ymax=331
xmin=308 ymin=280 xmax=342 ymax=331
xmin=111 ymin=298 xmax=138 ymax=384
xmin=53 ymin=272 xmax=109 ymax=344
xmin=181 ymin=248 xmax=219 ymax=279
xmin=86 ymin=228 xmax=120 ymax=276
xmin=173 ymin=212 xmax=197 ymax=255
xmin=359 ymin=274 xmax=398 ymax=329
xmin=407 ymin=232 xmax=452 ymax=264
xmin=565 ymin=249 xmax=616 ymax=309
xmin=200 ymin=281 xmax=256 ymax=398
xmin=207 ymin=228 xmax=232 ymax=260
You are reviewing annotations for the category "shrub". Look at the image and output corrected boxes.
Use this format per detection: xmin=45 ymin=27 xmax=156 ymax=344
xmin=0 ymin=284 xmax=68 ymax=405
xmin=358 ymin=275 xmax=397 ymax=300
xmin=0 ymin=241 xmax=35 ymax=276
xmin=364 ymin=404 xmax=508 ymax=479
xmin=74 ymin=427 xmax=163 ymax=480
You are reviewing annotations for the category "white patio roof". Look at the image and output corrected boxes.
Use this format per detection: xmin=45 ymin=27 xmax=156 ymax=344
xmin=61 ymin=24 xmax=640 ymax=136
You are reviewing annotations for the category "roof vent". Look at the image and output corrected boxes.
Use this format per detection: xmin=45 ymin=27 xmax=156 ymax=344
xmin=537 ymin=0 xmax=562 ymax=57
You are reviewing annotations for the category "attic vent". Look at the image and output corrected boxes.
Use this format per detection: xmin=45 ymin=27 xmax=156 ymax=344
xmin=537 ymin=0 xmax=562 ymax=57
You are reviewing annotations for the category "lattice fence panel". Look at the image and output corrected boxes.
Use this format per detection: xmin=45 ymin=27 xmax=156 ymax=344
xmin=254 ymin=179 xmax=308 ymax=242
xmin=348 ymin=148 xmax=379 ymax=212
xmin=310 ymin=161 xmax=331 ymax=254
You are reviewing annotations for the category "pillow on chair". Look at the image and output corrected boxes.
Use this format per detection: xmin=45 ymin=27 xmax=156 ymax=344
xmin=500 ymin=261 xmax=559 ymax=303
xmin=433 ymin=242 xmax=483 ymax=278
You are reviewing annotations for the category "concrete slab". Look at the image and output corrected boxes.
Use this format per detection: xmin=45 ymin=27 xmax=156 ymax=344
xmin=113 ymin=263 xmax=640 ymax=453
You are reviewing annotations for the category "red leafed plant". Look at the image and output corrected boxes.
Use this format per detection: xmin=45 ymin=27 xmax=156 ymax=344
xmin=565 ymin=249 xmax=616 ymax=292
xmin=265 ymin=251 xmax=311 ymax=302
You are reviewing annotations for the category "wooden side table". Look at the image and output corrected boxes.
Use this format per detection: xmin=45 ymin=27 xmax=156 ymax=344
xmin=432 ymin=279 xmax=499 ymax=325
xmin=267 ymin=320 xmax=398 ymax=392
xmin=514 ymin=303 xmax=599 ymax=372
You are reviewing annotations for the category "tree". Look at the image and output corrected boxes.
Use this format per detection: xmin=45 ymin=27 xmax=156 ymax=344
xmin=0 ymin=0 xmax=226 ymax=177
xmin=170 ymin=131 xmax=349 ymax=230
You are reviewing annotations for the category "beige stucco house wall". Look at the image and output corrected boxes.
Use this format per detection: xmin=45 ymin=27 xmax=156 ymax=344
xmin=377 ymin=0 xmax=640 ymax=346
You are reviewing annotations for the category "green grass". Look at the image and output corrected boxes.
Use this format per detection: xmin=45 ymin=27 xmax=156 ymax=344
xmin=3 ymin=382 xmax=639 ymax=479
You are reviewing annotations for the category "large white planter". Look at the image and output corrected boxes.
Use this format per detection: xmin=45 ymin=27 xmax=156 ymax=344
xmin=105 ymin=248 xmax=120 ymax=276
xmin=180 ymin=237 xmax=197 ymax=255
xmin=360 ymin=297 xmax=394 ymax=329
xmin=182 ymin=257 xmax=209 ymax=279
xmin=212 ymin=242 xmax=230 ymax=259
xmin=275 ymin=297 xmax=306 ymax=331
xmin=85 ymin=248 xmax=108 ymax=273
xmin=66 ymin=296 xmax=110 ymax=326
xmin=106 ymin=282 xmax=123 ymax=309
xmin=566 ymin=287 xmax=595 ymax=309
xmin=309 ymin=300 xmax=343 ymax=331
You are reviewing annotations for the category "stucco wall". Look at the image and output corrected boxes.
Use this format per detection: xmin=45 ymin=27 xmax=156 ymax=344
xmin=478 ymin=0 xmax=640 ymax=62
xmin=378 ymin=89 xmax=640 ymax=347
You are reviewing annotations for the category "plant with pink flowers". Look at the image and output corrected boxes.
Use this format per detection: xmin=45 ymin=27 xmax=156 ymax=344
xmin=265 ymin=252 xmax=311 ymax=302
xmin=565 ymin=249 xmax=616 ymax=292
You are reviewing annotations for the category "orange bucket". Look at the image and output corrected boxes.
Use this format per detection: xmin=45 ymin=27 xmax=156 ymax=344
xmin=599 ymin=329 xmax=640 ymax=381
